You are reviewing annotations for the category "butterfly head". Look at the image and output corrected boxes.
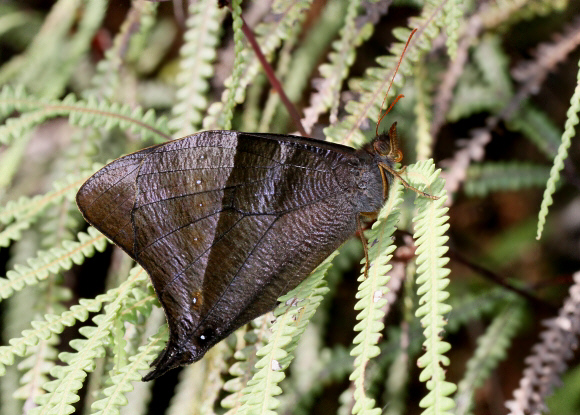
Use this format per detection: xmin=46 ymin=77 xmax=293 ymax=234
xmin=372 ymin=121 xmax=402 ymax=164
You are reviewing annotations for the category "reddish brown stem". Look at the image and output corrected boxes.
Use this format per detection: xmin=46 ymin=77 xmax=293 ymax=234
xmin=449 ymin=250 xmax=557 ymax=314
xmin=233 ymin=8 xmax=307 ymax=136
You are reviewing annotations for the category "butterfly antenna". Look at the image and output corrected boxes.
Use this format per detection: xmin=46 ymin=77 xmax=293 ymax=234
xmin=376 ymin=28 xmax=418 ymax=136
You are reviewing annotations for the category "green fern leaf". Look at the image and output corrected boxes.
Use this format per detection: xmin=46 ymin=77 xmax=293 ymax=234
xmin=506 ymin=104 xmax=560 ymax=158
xmin=0 ymin=88 xmax=170 ymax=145
xmin=408 ymin=160 xmax=456 ymax=415
xmin=301 ymin=0 xmax=372 ymax=132
xmin=0 ymin=85 xmax=34 ymax=117
xmin=0 ymin=268 xmax=148 ymax=377
xmin=464 ymin=162 xmax=551 ymax=197
xmin=166 ymin=341 xmax=230 ymax=415
xmin=222 ymin=0 xmax=244 ymax=131
xmin=350 ymin=179 xmax=404 ymax=415
xmin=203 ymin=0 xmax=313 ymax=130
xmin=414 ymin=61 xmax=434 ymax=161
xmin=0 ymin=132 xmax=30 ymax=195
xmin=119 ymin=287 xmax=158 ymax=326
xmin=12 ymin=0 xmax=106 ymax=98
xmin=0 ymin=227 xmax=107 ymax=300
xmin=448 ymin=35 xmax=512 ymax=122
xmin=324 ymin=0 xmax=444 ymax=147
xmin=221 ymin=316 xmax=272 ymax=414
xmin=90 ymin=327 xmax=168 ymax=415
xmin=443 ymin=0 xmax=463 ymax=59
xmin=536 ymin=58 xmax=580 ymax=240
xmin=454 ymin=303 xmax=524 ymax=415
xmin=43 ymin=0 xmax=107 ymax=98
xmin=446 ymin=288 xmax=517 ymax=334
xmin=29 ymin=267 xmax=148 ymax=415
xmin=236 ymin=252 xmax=337 ymax=415
xmin=0 ymin=169 xmax=95 ymax=246
xmin=169 ymin=0 xmax=225 ymax=136
xmin=479 ymin=0 xmax=568 ymax=29
xmin=88 ymin=1 xmax=158 ymax=101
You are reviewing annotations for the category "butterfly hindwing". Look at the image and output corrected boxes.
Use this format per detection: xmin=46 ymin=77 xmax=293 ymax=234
xmin=77 ymin=131 xmax=365 ymax=380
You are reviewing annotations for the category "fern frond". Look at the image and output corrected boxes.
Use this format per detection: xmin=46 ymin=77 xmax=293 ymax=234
xmin=0 ymin=84 xmax=40 ymax=117
xmin=29 ymin=266 xmax=148 ymax=415
xmin=203 ymin=0 xmax=313 ymax=130
xmin=126 ymin=5 xmax=165 ymax=73
xmin=536 ymin=58 xmax=580 ymax=240
xmin=118 ymin=306 xmax=165 ymax=415
xmin=440 ymin=128 xmax=491 ymax=203
xmin=168 ymin=0 xmax=224 ymax=136
xmin=39 ymin=0 xmax=107 ymax=99
xmin=506 ymin=103 xmax=561 ymax=158
xmin=166 ymin=341 xmax=229 ymax=415
xmin=10 ymin=0 xmax=80 ymax=96
xmin=12 ymin=333 xmax=59 ymax=408
xmin=382 ymin=329 xmax=413 ymax=415
xmin=222 ymin=0 xmax=244 ymax=131
xmin=0 ymin=131 xmax=30 ymax=196
xmin=89 ymin=326 xmax=167 ymax=415
xmin=0 ymin=87 xmax=170 ymax=145
xmin=283 ymin=345 xmax=353 ymax=415
xmin=464 ymin=162 xmax=551 ymax=198
xmin=12 ymin=280 xmax=71 ymax=407
xmin=0 ymin=220 xmax=35 ymax=249
xmin=258 ymin=31 xmax=302 ymax=133
xmin=454 ymin=303 xmax=524 ymax=415
xmin=448 ymin=35 xmax=512 ymax=121
xmin=0 ymin=169 xmax=93 ymax=245
xmin=338 ymin=386 xmax=355 ymax=415
xmin=39 ymin=196 xmax=80 ymax=248
xmin=505 ymin=271 xmax=580 ymax=415
xmin=443 ymin=0 xmax=463 ymax=59
xmin=324 ymin=0 xmax=444 ymax=147
xmin=510 ymin=18 xmax=580 ymax=113
xmin=408 ymin=160 xmax=456 ymax=414
xmin=0 ymin=227 xmax=107 ymax=300
xmin=0 ymin=268 xmax=147 ymax=377
xmin=479 ymin=0 xmax=568 ymax=29
xmin=88 ymin=0 xmax=158 ymax=101
xmin=236 ymin=251 xmax=337 ymax=414
xmin=379 ymin=265 xmax=417 ymax=415
xmin=350 ymin=179 xmax=404 ymax=415
xmin=300 ymin=0 xmax=372 ymax=133
xmin=222 ymin=316 xmax=272 ymax=414
xmin=414 ymin=61 xmax=433 ymax=161
xmin=118 ymin=288 xmax=157 ymax=327
xmin=446 ymin=288 xmax=517 ymax=333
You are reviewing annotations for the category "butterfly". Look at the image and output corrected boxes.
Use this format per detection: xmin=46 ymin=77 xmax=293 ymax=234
xmin=76 ymin=29 xmax=433 ymax=381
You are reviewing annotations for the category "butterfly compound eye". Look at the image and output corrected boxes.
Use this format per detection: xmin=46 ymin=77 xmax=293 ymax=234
xmin=373 ymin=140 xmax=390 ymax=156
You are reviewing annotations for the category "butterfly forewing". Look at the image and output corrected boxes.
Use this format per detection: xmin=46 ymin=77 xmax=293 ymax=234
xmin=76 ymin=131 xmax=369 ymax=380
xmin=76 ymin=144 xmax=163 ymax=256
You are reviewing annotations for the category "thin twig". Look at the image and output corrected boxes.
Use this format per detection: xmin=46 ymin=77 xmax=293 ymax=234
xmin=395 ymin=230 xmax=557 ymax=313
xmin=230 ymin=6 xmax=307 ymax=136
xmin=449 ymin=250 xmax=558 ymax=313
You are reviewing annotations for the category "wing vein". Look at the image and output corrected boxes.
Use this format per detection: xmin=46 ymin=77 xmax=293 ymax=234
xmin=191 ymin=216 xmax=281 ymax=336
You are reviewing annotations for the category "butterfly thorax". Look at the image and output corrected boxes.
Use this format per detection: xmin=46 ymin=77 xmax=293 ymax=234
xmin=352 ymin=135 xmax=395 ymax=214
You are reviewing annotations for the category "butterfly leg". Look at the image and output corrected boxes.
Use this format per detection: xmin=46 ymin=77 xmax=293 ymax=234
xmin=356 ymin=214 xmax=369 ymax=279
xmin=378 ymin=162 xmax=439 ymax=200
xmin=357 ymin=212 xmax=378 ymax=279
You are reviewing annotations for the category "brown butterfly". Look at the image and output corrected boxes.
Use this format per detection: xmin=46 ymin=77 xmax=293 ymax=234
xmin=76 ymin=29 xmax=432 ymax=381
